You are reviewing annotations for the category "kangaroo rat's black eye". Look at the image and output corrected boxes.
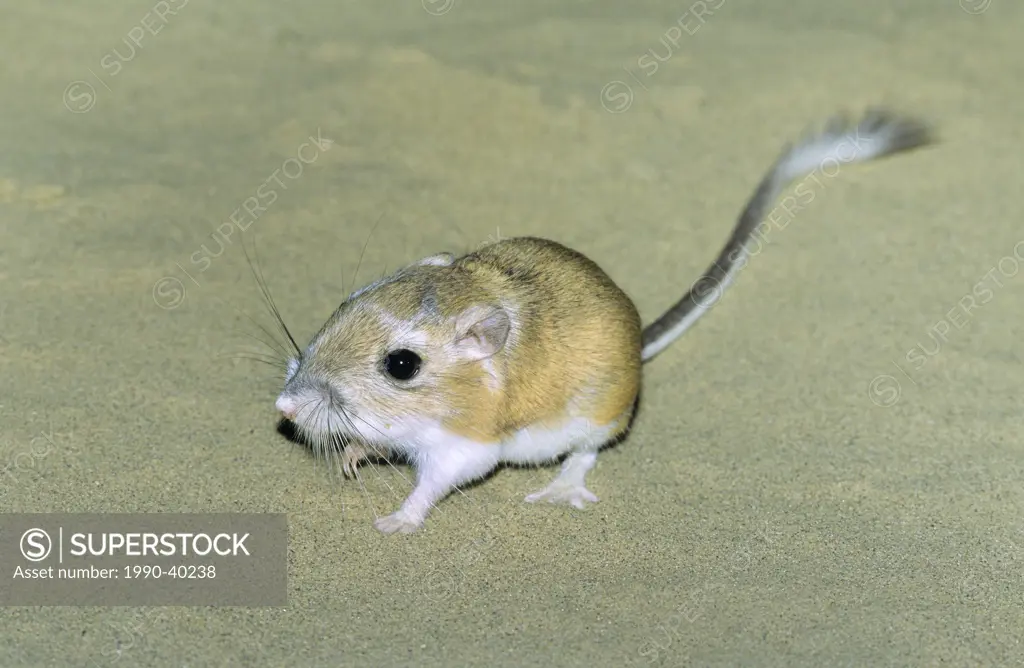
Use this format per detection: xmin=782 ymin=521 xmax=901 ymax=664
xmin=384 ymin=349 xmax=421 ymax=381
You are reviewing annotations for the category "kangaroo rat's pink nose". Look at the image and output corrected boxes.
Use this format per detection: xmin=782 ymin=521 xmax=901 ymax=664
xmin=276 ymin=396 xmax=298 ymax=420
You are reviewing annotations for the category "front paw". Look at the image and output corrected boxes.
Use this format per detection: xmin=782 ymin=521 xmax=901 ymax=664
xmin=340 ymin=443 xmax=368 ymax=479
xmin=374 ymin=511 xmax=423 ymax=535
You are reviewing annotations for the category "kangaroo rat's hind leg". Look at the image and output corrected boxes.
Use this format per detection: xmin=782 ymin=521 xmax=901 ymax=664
xmin=521 ymin=410 xmax=632 ymax=509
xmin=524 ymin=450 xmax=601 ymax=508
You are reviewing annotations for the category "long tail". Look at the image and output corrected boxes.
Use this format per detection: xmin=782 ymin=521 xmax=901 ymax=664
xmin=640 ymin=108 xmax=935 ymax=362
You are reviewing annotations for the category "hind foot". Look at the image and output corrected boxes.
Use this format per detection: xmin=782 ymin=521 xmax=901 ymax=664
xmin=524 ymin=451 xmax=600 ymax=509
xmin=525 ymin=482 xmax=599 ymax=509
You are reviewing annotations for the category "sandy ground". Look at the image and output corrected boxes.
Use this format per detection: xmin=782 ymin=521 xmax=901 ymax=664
xmin=2 ymin=0 xmax=1024 ymax=665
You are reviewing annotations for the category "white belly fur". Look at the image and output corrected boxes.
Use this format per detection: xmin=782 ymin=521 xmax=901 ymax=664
xmin=498 ymin=415 xmax=623 ymax=466
xmin=366 ymin=412 xmax=626 ymax=468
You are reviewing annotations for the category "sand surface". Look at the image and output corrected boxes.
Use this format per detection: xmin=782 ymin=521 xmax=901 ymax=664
xmin=3 ymin=0 xmax=1024 ymax=665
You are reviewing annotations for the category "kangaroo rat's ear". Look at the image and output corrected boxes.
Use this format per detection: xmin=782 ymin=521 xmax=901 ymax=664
xmin=454 ymin=304 xmax=510 ymax=361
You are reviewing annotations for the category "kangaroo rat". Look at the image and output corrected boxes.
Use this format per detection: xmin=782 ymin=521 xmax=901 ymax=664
xmin=274 ymin=109 xmax=933 ymax=534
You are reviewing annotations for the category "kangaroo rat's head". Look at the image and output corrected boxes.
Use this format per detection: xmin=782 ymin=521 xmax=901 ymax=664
xmin=274 ymin=251 xmax=514 ymax=447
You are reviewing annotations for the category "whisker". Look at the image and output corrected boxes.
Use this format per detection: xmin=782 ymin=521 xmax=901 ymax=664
xmin=346 ymin=454 xmax=379 ymax=519
xmin=244 ymin=235 xmax=301 ymax=356
xmin=200 ymin=279 xmax=293 ymax=364
xmin=235 ymin=321 xmax=289 ymax=361
xmin=201 ymin=290 xmax=294 ymax=378
xmin=345 ymin=410 xmax=418 ymax=493
xmin=297 ymin=397 xmax=326 ymax=474
xmin=321 ymin=396 xmax=384 ymax=521
xmin=350 ymin=210 xmax=386 ymax=297
xmin=333 ymin=408 xmax=395 ymax=494
xmin=313 ymin=400 xmax=329 ymax=449
xmin=234 ymin=330 xmax=289 ymax=363
xmin=323 ymin=396 xmax=342 ymax=491
xmin=333 ymin=431 xmax=367 ymax=520
xmin=351 ymin=442 xmax=398 ymax=498
xmin=220 ymin=352 xmax=285 ymax=368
